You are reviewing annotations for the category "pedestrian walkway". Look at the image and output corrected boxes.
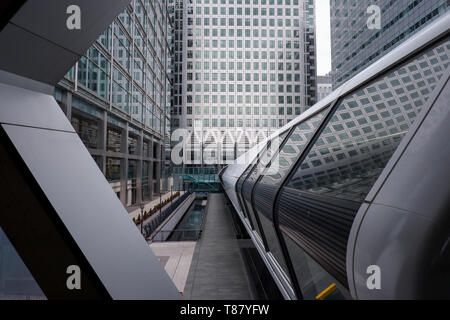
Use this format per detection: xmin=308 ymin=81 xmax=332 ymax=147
xmin=183 ymin=193 xmax=253 ymax=300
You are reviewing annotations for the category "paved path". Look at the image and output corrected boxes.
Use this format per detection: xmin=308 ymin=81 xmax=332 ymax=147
xmin=150 ymin=241 xmax=196 ymax=294
xmin=183 ymin=193 xmax=253 ymax=300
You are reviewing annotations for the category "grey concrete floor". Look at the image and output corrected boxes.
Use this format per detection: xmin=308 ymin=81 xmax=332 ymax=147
xmin=183 ymin=193 xmax=254 ymax=300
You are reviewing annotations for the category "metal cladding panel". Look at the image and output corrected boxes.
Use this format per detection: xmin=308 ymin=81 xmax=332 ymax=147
xmin=0 ymin=82 xmax=74 ymax=131
xmin=0 ymin=0 xmax=130 ymax=85
xmin=10 ymin=0 xmax=131 ymax=56
xmin=0 ymin=23 xmax=80 ymax=85
xmin=352 ymin=204 xmax=446 ymax=299
xmin=0 ymin=0 xmax=26 ymax=31
xmin=1 ymin=122 xmax=180 ymax=299
xmin=0 ymin=69 xmax=54 ymax=95
xmin=277 ymin=188 xmax=360 ymax=287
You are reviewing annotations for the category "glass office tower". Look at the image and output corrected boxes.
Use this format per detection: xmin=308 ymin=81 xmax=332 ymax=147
xmin=169 ymin=0 xmax=317 ymax=169
xmin=330 ymin=0 xmax=449 ymax=89
xmin=54 ymin=0 xmax=174 ymax=208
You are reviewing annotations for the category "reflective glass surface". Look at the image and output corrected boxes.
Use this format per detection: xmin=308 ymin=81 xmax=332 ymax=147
xmin=251 ymin=112 xmax=327 ymax=283
xmin=239 ymin=142 xmax=273 ymax=237
xmin=278 ymin=37 xmax=449 ymax=297
xmin=106 ymin=128 xmax=122 ymax=153
xmin=260 ymin=110 xmax=327 ymax=185
xmin=71 ymin=115 xmax=99 ymax=149
xmin=286 ymin=39 xmax=450 ymax=202
xmin=106 ymin=157 xmax=121 ymax=182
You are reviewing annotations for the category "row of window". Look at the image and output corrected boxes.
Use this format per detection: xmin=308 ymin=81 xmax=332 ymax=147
xmin=185 ymin=94 xmax=306 ymax=105
xmin=188 ymin=62 xmax=302 ymax=73
xmin=187 ymin=0 xmax=303 ymax=6
xmin=187 ymin=38 xmax=301 ymax=48
xmin=187 ymin=83 xmax=304 ymax=92
xmin=182 ymin=75 xmax=304 ymax=88
xmin=185 ymin=28 xmax=302 ymax=39
xmin=186 ymin=106 xmax=302 ymax=115
xmin=186 ymin=118 xmax=292 ymax=127
xmin=186 ymin=50 xmax=302 ymax=60
xmin=188 ymin=7 xmax=301 ymax=16
xmin=70 ymin=111 xmax=161 ymax=159
xmin=188 ymin=17 xmax=302 ymax=27
xmin=106 ymin=158 xmax=159 ymax=182
xmin=186 ymin=72 xmax=303 ymax=82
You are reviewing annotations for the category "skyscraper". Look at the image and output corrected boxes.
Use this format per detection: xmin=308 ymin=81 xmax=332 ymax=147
xmin=330 ymin=0 xmax=449 ymax=88
xmin=169 ymin=0 xmax=317 ymax=169
xmin=54 ymin=0 xmax=174 ymax=208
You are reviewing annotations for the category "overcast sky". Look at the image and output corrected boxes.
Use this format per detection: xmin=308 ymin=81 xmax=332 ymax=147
xmin=315 ymin=0 xmax=331 ymax=76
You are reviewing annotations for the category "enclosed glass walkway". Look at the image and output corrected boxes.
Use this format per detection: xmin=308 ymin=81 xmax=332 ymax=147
xmin=221 ymin=13 xmax=450 ymax=300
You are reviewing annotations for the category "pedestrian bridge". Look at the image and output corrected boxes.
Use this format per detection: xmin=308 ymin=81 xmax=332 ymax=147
xmin=221 ymin=12 xmax=450 ymax=300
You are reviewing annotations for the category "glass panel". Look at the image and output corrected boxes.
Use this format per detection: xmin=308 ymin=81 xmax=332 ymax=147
xmin=153 ymin=143 xmax=159 ymax=159
xmin=86 ymin=59 xmax=109 ymax=100
xmin=236 ymin=163 xmax=256 ymax=222
xmin=105 ymin=157 xmax=121 ymax=182
xmin=260 ymin=110 xmax=327 ymax=185
xmin=106 ymin=127 xmax=122 ymax=153
xmin=246 ymin=132 xmax=289 ymax=185
xmin=0 ymin=227 xmax=45 ymax=300
xmin=152 ymin=162 xmax=158 ymax=179
xmin=280 ymin=37 xmax=449 ymax=298
xmin=128 ymin=160 xmax=138 ymax=180
xmin=241 ymin=133 xmax=287 ymax=242
xmin=128 ymin=160 xmax=138 ymax=205
xmin=252 ymin=111 xmax=327 ymax=282
xmin=142 ymin=161 xmax=150 ymax=201
xmin=71 ymin=115 xmax=99 ymax=149
xmin=283 ymin=232 xmax=351 ymax=300
xmin=286 ymin=39 xmax=450 ymax=202
xmin=143 ymin=140 xmax=150 ymax=157
xmin=128 ymin=135 xmax=138 ymax=155
xmin=92 ymin=155 xmax=102 ymax=171
xmin=236 ymin=146 xmax=267 ymax=230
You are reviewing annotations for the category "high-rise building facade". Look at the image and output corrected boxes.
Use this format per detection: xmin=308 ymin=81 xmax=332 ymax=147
xmin=169 ymin=0 xmax=317 ymax=168
xmin=330 ymin=0 xmax=449 ymax=88
xmin=54 ymin=0 xmax=174 ymax=208
xmin=317 ymin=74 xmax=332 ymax=101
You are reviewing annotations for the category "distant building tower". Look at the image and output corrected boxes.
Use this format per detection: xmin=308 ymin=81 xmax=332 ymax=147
xmin=330 ymin=0 xmax=449 ymax=88
xmin=169 ymin=0 xmax=317 ymax=172
xmin=317 ymin=74 xmax=332 ymax=101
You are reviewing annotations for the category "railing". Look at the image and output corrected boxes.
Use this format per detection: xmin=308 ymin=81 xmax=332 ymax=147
xmin=141 ymin=191 xmax=192 ymax=239
xmin=151 ymin=229 xmax=202 ymax=242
